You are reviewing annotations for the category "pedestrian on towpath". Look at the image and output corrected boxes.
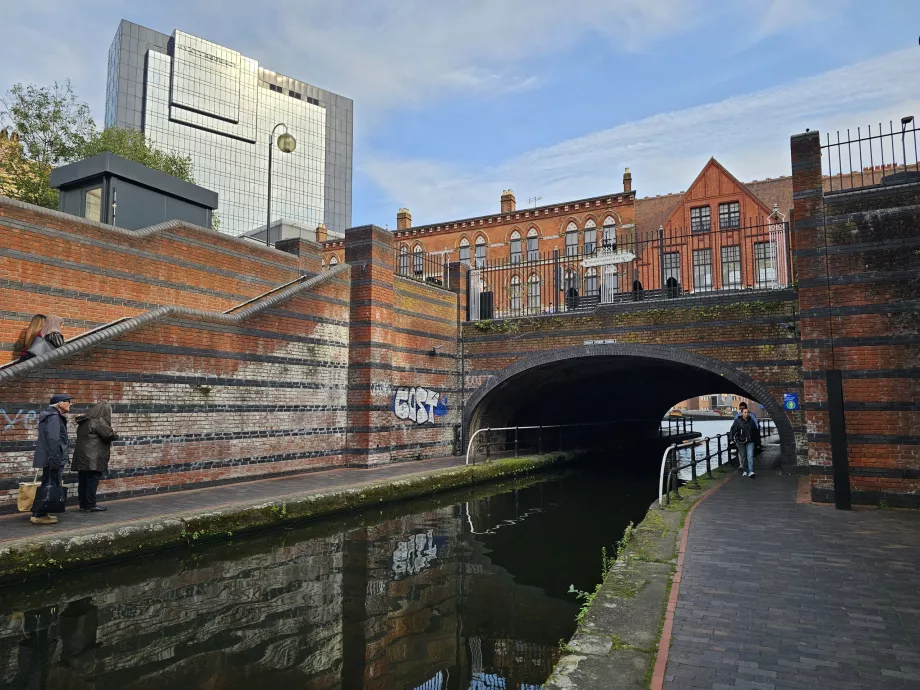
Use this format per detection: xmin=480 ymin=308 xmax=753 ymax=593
xmin=734 ymin=401 xmax=762 ymax=452
xmin=31 ymin=394 xmax=72 ymax=525
xmin=730 ymin=407 xmax=760 ymax=479
xmin=72 ymin=401 xmax=118 ymax=513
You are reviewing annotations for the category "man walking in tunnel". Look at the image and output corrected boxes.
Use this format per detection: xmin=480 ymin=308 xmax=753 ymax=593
xmin=734 ymin=401 xmax=762 ymax=453
xmin=730 ymin=407 xmax=759 ymax=478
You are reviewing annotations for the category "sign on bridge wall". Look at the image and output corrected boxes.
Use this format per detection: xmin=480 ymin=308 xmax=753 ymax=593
xmin=393 ymin=386 xmax=449 ymax=425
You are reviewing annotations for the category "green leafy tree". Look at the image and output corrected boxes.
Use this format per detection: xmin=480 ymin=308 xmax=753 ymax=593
xmin=0 ymin=81 xmax=95 ymax=166
xmin=78 ymin=128 xmax=195 ymax=184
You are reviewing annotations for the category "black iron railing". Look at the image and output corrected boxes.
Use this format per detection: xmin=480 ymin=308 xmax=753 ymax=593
xmin=660 ymin=417 xmax=694 ymax=437
xmin=467 ymin=220 xmax=791 ymax=322
xmin=395 ymin=246 xmax=450 ymax=289
xmin=822 ymin=118 xmax=919 ymax=192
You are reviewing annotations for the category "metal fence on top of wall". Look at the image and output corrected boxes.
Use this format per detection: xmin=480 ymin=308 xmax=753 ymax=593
xmin=395 ymin=245 xmax=451 ymax=290
xmin=823 ymin=117 xmax=919 ymax=192
xmin=466 ymin=218 xmax=791 ymax=322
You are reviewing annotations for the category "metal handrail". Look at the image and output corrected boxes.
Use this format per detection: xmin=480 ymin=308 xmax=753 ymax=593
xmin=658 ymin=432 xmax=736 ymax=507
xmin=466 ymin=419 xmax=690 ymax=466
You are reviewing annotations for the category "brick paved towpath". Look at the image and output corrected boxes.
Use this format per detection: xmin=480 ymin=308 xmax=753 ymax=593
xmin=662 ymin=470 xmax=920 ymax=690
xmin=0 ymin=456 xmax=464 ymax=547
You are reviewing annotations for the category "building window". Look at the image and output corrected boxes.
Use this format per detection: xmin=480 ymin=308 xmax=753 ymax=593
xmin=585 ymin=268 xmax=599 ymax=296
xmin=306 ymin=96 xmax=320 ymax=106
xmin=84 ymin=187 xmax=102 ymax=222
xmin=664 ymin=252 xmax=681 ymax=296
xmin=690 ymin=206 xmax=711 ymax=233
xmin=719 ymin=201 xmax=740 ymax=229
xmin=510 ymin=275 xmax=522 ymax=314
xmin=527 ymin=274 xmax=541 ymax=313
xmin=721 ymin=245 xmax=742 ymax=289
xmin=269 ymin=83 xmax=282 ymax=93
xmin=329 ymin=255 xmax=339 ymax=267
xmin=584 ymin=220 xmax=597 ymax=254
xmin=459 ymin=238 xmax=470 ymax=265
xmin=692 ymin=249 xmax=713 ymax=292
xmin=754 ymin=242 xmax=777 ymax=288
xmin=289 ymin=90 xmax=302 ymax=99
xmin=398 ymin=246 xmax=409 ymax=275
xmin=475 ymin=237 xmax=487 ymax=267
xmin=527 ymin=229 xmax=539 ymax=261
xmin=413 ymin=244 xmax=424 ymax=275
xmin=565 ymin=222 xmax=579 ymax=256
xmin=510 ymin=231 xmax=522 ymax=264
xmin=602 ymin=216 xmax=617 ymax=248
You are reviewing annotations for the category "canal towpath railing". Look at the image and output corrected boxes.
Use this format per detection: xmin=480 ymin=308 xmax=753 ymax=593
xmin=466 ymin=419 xmax=695 ymax=466
xmin=658 ymin=433 xmax=737 ymax=508
xmin=660 ymin=417 xmax=694 ymax=437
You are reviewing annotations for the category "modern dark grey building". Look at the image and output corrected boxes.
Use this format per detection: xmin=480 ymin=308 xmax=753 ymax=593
xmin=105 ymin=19 xmax=352 ymax=236
xmin=50 ymin=152 xmax=218 ymax=230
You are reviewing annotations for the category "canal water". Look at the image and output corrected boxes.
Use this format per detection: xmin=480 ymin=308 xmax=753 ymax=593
xmin=0 ymin=454 xmax=665 ymax=690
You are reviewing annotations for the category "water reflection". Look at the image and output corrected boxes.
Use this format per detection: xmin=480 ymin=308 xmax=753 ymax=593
xmin=0 ymin=463 xmax=654 ymax=689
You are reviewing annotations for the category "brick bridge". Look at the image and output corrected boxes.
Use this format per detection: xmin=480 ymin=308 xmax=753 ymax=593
xmin=0 ymin=131 xmax=916 ymax=510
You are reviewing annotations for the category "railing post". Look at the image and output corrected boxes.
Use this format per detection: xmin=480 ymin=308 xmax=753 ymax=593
xmin=538 ymin=426 xmax=543 ymax=454
xmin=706 ymin=442 xmax=713 ymax=479
xmin=716 ymin=435 xmax=723 ymax=470
xmin=485 ymin=432 xmax=491 ymax=463
xmin=670 ymin=452 xmax=683 ymax=500
xmin=553 ymin=249 xmax=560 ymax=313
xmin=514 ymin=427 xmax=519 ymax=458
xmin=689 ymin=445 xmax=701 ymax=489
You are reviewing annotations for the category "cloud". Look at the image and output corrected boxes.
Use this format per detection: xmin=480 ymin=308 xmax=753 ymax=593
xmin=362 ymin=47 xmax=920 ymax=224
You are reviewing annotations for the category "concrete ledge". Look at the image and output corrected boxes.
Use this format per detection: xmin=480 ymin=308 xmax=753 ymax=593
xmin=545 ymin=466 xmax=734 ymax=689
xmin=0 ymin=453 xmax=575 ymax=584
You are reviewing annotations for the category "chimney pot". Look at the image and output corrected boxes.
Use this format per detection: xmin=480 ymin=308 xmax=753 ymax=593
xmin=396 ymin=208 xmax=412 ymax=230
xmin=500 ymin=190 xmax=516 ymax=213
xmin=623 ymin=167 xmax=632 ymax=193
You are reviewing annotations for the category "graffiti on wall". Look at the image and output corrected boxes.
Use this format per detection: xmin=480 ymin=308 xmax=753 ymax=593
xmin=393 ymin=387 xmax=448 ymax=425
xmin=0 ymin=409 xmax=38 ymax=432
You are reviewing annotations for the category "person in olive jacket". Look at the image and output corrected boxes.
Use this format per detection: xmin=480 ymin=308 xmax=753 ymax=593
xmin=71 ymin=401 xmax=118 ymax=512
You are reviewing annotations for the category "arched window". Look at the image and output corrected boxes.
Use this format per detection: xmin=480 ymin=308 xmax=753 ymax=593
xmin=329 ymin=254 xmax=340 ymax=267
xmin=602 ymin=216 xmax=617 ymax=248
xmin=459 ymin=237 xmax=471 ymax=265
xmin=585 ymin=267 xmax=599 ymax=296
xmin=413 ymin=244 xmax=424 ymax=275
xmin=321 ymin=257 xmax=326 ymax=270
xmin=510 ymin=230 xmax=522 ymax=264
xmin=565 ymin=222 xmax=579 ymax=256
xmin=397 ymin=245 xmax=409 ymax=274
xmin=510 ymin=275 xmax=522 ymax=314
xmin=527 ymin=274 xmax=541 ymax=313
xmin=584 ymin=219 xmax=597 ymax=255
xmin=526 ymin=228 xmax=539 ymax=261
xmin=475 ymin=236 xmax=487 ymax=267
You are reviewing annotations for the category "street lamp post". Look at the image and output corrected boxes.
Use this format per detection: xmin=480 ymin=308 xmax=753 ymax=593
xmin=266 ymin=123 xmax=297 ymax=246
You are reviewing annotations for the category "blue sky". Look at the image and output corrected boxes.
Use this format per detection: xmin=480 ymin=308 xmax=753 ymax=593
xmin=1 ymin=0 xmax=919 ymax=228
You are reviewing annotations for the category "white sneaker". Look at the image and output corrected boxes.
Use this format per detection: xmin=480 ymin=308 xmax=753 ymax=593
xmin=749 ymin=472 xmax=755 ymax=478
xmin=742 ymin=472 xmax=749 ymax=477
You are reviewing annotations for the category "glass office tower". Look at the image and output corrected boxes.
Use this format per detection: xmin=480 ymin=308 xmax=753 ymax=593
xmin=105 ymin=20 xmax=352 ymax=236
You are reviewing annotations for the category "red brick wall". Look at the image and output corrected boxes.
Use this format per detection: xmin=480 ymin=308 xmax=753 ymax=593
xmin=0 ymin=198 xmax=350 ymax=511
xmin=792 ymin=131 xmax=920 ymax=506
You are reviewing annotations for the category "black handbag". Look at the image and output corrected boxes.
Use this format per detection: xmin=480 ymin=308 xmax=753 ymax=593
xmin=34 ymin=484 xmax=68 ymax=514
xmin=26 ymin=335 xmax=54 ymax=357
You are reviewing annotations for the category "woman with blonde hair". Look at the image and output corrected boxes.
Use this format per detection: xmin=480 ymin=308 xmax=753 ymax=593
xmin=71 ymin=401 xmax=118 ymax=512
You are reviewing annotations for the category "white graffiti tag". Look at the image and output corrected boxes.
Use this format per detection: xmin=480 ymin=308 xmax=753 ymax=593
xmin=393 ymin=387 xmax=447 ymax=425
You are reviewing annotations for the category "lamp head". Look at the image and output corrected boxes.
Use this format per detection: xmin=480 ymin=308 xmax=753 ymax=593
xmin=277 ymin=131 xmax=297 ymax=153
xmin=901 ymin=115 xmax=914 ymax=126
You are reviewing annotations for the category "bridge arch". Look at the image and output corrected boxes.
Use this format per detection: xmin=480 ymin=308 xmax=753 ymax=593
xmin=463 ymin=343 xmax=797 ymax=464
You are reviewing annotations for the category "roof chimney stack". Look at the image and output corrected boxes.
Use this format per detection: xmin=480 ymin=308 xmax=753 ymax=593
xmin=315 ymin=223 xmax=328 ymax=243
xmin=500 ymin=190 xmax=516 ymax=213
xmin=623 ymin=168 xmax=632 ymax=193
xmin=396 ymin=208 xmax=412 ymax=230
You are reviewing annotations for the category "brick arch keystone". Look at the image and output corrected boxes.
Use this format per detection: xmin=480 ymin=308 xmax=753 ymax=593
xmin=463 ymin=342 xmax=797 ymax=464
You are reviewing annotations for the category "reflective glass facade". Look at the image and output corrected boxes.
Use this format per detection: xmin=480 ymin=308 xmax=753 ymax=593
xmin=105 ymin=20 xmax=352 ymax=236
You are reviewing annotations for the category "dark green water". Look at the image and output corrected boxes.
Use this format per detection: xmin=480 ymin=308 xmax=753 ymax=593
xmin=0 ymin=457 xmax=658 ymax=689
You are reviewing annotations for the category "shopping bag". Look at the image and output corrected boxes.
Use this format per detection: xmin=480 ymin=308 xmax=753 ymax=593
xmin=17 ymin=471 xmax=40 ymax=512
xmin=33 ymin=483 xmax=68 ymax=514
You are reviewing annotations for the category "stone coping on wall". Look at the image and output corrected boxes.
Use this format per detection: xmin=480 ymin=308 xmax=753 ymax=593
xmin=0 ymin=452 xmax=578 ymax=584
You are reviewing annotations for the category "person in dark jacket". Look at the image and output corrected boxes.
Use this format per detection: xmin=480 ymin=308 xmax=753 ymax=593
xmin=71 ymin=401 xmax=117 ymax=512
xmin=31 ymin=393 xmax=72 ymax=525
xmin=730 ymin=407 xmax=760 ymax=478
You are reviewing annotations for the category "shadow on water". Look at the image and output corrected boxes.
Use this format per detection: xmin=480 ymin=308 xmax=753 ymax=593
xmin=0 ymin=450 xmax=661 ymax=689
